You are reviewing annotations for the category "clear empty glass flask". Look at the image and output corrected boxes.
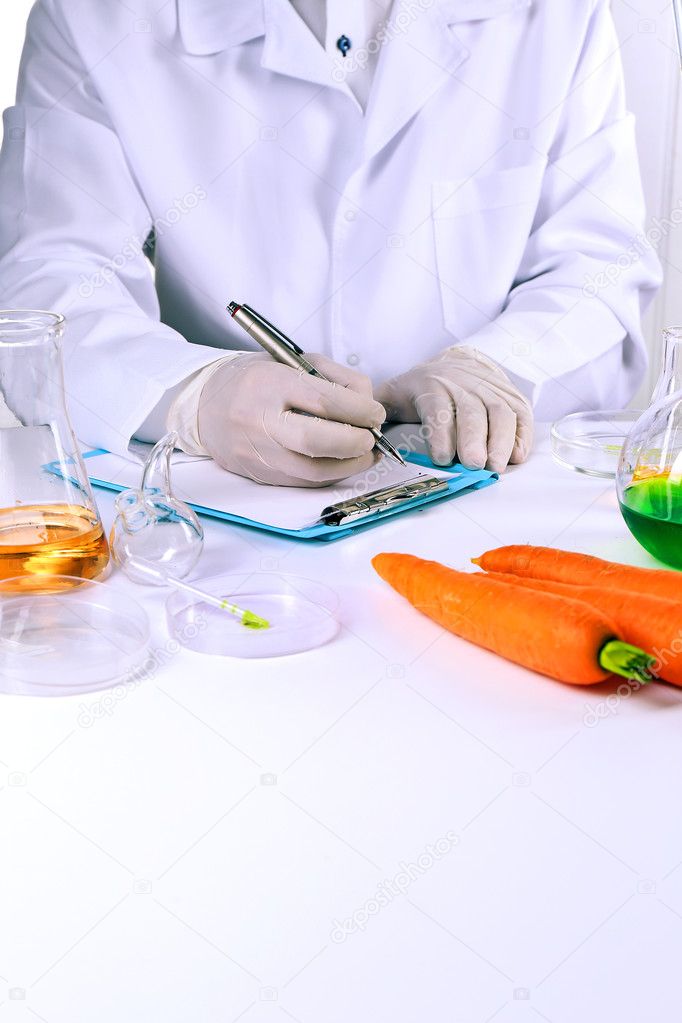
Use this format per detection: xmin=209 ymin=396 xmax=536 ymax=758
xmin=0 ymin=311 xmax=109 ymax=592
xmin=109 ymin=431 xmax=204 ymax=582
xmin=617 ymin=326 xmax=682 ymax=569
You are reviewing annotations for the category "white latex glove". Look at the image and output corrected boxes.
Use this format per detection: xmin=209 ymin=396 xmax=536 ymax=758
xmin=195 ymin=352 xmax=386 ymax=487
xmin=374 ymin=345 xmax=534 ymax=473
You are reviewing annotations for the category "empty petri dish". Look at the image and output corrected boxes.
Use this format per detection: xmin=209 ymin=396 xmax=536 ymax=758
xmin=166 ymin=571 xmax=340 ymax=658
xmin=0 ymin=575 xmax=150 ymax=696
xmin=551 ymin=410 xmax=643 ymax=479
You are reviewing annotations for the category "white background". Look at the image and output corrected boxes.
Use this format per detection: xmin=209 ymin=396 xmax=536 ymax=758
xmin=2 ymin=9 xmax=682 ymax=1018
xmin=0 ymin=1 xmax=680 ymax=402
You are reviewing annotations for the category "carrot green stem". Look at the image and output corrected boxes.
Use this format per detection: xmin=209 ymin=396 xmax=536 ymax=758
xmin=599 ymin=641 xmax=655 ymax=682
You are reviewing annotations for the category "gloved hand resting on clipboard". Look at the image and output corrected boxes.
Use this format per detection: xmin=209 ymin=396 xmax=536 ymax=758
xmin=375 ymin=345 xmax=534 ymax=475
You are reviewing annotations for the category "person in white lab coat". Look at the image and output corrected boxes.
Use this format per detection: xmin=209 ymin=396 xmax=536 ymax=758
xmin=0 ymin=0 xmax=661 ymax=485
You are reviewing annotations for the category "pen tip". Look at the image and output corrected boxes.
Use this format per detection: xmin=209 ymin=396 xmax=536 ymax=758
xmin=227 ymin=302 xmax=241 ymax=317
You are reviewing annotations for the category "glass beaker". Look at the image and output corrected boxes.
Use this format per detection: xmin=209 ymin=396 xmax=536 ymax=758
xmin=617 ymin=327 xmax=682 ymax=570
xmin=0 ymin=310 xmax=109 ymax=592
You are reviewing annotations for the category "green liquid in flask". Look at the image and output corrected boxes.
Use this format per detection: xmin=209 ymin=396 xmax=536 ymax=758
xmin=619 ymin=473 xmax=682 ymax=570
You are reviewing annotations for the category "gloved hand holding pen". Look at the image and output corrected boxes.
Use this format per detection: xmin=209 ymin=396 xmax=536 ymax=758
xmin=374 ymin=346 xmax=534 ymax=474
xmin=195 ymin=352 xmax=386 ymax=487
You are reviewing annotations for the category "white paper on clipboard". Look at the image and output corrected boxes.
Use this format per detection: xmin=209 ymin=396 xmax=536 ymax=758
xmin=83 ymin=445 xmax=453 ymax=532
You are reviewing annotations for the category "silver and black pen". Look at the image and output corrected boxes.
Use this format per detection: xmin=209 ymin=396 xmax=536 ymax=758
xmin=227 ymin=301 xmax=406 ymax=466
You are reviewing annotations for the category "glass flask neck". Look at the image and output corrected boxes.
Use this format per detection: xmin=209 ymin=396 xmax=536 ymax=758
xmin=652 ymin=327 xmax=682 ymax=403
xmin=0 ymin=311 xmax=67 ymax=428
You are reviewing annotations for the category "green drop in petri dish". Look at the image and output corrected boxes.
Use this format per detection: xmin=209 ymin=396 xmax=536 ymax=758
xmin=619 ymin=472 xmax=682 ymax=570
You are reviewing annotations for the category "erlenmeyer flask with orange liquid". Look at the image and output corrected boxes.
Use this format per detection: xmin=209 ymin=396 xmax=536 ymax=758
xmin=617 ymin=326 xmax=682 ymax=570
xmin=0 ymin=310 xmax=109 ymax=591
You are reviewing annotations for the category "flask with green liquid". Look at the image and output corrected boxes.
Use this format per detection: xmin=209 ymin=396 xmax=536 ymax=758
xmin=617 ymin=327 xmax=682 ymax=570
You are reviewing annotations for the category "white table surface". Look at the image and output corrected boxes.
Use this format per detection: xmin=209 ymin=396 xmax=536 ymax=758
xmin=2 ymin=425 xmax=682 ymax=1023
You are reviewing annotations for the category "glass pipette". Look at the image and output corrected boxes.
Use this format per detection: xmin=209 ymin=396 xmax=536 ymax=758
xmin=128 ymin=559 xmax=270 ymax=630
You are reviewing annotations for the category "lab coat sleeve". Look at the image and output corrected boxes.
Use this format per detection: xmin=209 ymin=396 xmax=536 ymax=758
xmin=138 ymin=355 xmax=245 ymax=455
xmin=463 ymin=0 xmax=662 ymax=420
xmin=135 ymin=353 xmax=245 ymax=450
xmin=0 ymin=0 xmax=237 ymax=457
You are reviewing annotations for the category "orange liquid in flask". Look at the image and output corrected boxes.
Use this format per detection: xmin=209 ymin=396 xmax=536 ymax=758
xmin=0 ymin=504 xmax=109 ymax=591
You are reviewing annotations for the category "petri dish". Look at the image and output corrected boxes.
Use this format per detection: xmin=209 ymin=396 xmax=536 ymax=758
xmin=166 ymin=571 xmax=340 ymax=658
xmin=0 ymin=575 xmax=150 ymax=696
xmin=551 ymin=410 xmax=643 ymax=479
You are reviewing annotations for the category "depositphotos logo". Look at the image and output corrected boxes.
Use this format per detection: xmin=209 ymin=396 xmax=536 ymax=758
xmin=330 ymin=831 xmax=459 ymax=942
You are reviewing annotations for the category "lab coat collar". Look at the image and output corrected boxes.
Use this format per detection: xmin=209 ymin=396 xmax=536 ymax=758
xmin=176 ymin=0 xmax=358 ymax=102
xmin=176 ymin=0 xmax=265 ymax=55
xmin=175 ymin=0 xmax=531 ymax=56
xmin=260 ymin=0 xmax=358 ymax=100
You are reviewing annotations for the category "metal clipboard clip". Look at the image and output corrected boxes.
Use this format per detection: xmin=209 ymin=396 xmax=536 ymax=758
xmin=317 ymin=475 xmax=450 ymax=527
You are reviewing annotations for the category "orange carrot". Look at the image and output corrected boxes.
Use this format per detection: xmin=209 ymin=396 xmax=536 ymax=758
xmin=372 ymin=553 xmax=654 ymax=685
xmin=472 ymin=545 xmax=682 ymax=602
xmin=482 ymin=572 xmax=682 ymax=686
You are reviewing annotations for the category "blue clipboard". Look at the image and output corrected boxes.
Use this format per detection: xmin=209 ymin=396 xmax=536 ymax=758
xmin=79 ymin=449 xmax=498 ymax=543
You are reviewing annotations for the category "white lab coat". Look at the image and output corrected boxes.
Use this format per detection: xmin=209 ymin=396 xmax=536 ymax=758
xmin=0 ymin=0 xmax=661 ymax=458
